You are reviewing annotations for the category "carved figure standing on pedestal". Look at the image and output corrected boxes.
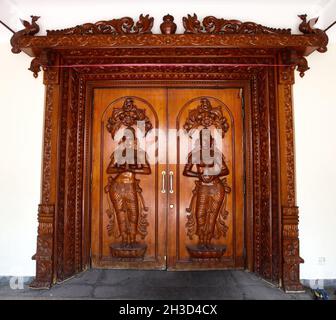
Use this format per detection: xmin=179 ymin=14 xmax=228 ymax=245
xmin=104 ymin=98 xmax=153 ymax=258
xmin=184 ymin=130 xmax=231 ymax=249
xmin=104 ymin=127 xmax=151 ymax=247
xmin=183 ymin=97 xmax=231 ymax=259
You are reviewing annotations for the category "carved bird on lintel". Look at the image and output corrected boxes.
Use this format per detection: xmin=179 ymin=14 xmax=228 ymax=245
xmin=298 ymin=14 xmax=319 ymax=34
xmin=10 ymin=15 xmax=40 ymax=53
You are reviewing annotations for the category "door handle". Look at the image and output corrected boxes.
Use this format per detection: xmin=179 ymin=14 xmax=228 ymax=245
xmin=169 ymin=171 xmax=174 ymax=194
xmin=161 ymin=171 xmax=166 ymax=193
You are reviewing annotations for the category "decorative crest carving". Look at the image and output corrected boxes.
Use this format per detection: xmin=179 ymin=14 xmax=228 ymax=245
xmin=183 ymin=14 xmax=291 ymax=34
xmin=106 ymin=97 xmax=153 ymax=138
xmin=160 ymin=14 xmax=177 ymax=34
xmin=183 ymin=97 xmax=229 ymax=137
xmin=298 ymin=14 xmax=328 ymax=52
xmin=47 ymin=14 xmax=154 ymax=35
xmin=10 ymin=15 xmax=40 ymax=53
xmin=298 ymin=14 xmax=320 ymax=34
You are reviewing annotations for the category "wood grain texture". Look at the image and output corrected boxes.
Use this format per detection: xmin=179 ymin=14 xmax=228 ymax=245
xmin=91 ymin=88 xmax=167 ymax=269
xmin=167 ymin=89 xmax=244 ymax=270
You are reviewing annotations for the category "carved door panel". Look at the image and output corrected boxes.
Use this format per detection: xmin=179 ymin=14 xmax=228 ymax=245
xmin=91 ymin=88 xmax=167 ymax=269
xmin=166 ymin=88 xmax=245 ymax=269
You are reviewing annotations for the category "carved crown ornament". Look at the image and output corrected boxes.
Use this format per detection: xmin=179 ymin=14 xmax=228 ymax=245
xmin=8 ymin=13 xmax=329 ymax=78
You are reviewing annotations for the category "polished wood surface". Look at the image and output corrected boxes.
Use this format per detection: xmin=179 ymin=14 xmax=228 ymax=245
xmin=91 ymin=88 xmax=244 ymax=270
xmin=167 ymin=89 xmax=244 ymax=269
xmin=91 ymin=88 xmax=167 ymax=269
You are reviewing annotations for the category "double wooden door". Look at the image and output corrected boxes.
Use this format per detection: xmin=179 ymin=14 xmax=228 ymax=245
xmin=91 ymin=87 xmax=244 ymax=270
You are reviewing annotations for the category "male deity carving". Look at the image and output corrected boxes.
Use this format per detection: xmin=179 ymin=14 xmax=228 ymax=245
xmin=104 ymin=98 xmax=152 ymax=256
xmin=183 ymin=98 xmax=231 ymax=257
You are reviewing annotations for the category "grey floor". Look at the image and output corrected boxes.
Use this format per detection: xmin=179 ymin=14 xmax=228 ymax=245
xmin=0 ymin=270 xmax=318 ymax=300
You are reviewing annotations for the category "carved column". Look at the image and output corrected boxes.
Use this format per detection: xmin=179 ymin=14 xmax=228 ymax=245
xmin=277 ymin=52 xmax=304 ymax=292
xmin=30 ymin=57 xmax=60 ymax=288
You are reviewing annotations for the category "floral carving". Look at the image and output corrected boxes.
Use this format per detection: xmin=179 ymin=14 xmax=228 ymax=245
xmin=106 ymin=97 xmax=153 ymax=138
xmin=183 ymin=14 xmax=291 ymax=34
xmin=41 ymin=85 xmax=54 ymax=203
xmin=16 ymin=33 xmax=327 ymax=51
xmin=47 ymin=14 xmax=153 ymax=35
xmin=183 ymin=98 xmax=229 ymax=137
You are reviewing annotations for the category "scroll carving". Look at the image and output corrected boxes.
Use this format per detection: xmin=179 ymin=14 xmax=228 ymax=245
xmin=47 ymin=14 xmax=153 ymax=35
xmin=183 ymin=98 xmax=231 ymax=260
xmin=183 ymin=97 xmax=229 ymax=137
xmin=183 ymin=14 xmax=291 ymax=34
xmin=41 ymin=85 xmax=54 ymax=203
xmin=10 ymin=15 xmax=40 ymax=53
xmin=104 ymin=98 xmax=151 ymax=260
xmin=106 ymin=97 xmax=153 ymax=137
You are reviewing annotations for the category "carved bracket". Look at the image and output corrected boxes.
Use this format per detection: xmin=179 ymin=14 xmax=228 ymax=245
xmin=282 ymin=50 xmax=310 ymax=78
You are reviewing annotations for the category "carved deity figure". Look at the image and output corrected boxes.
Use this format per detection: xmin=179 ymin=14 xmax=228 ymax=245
xmin=104 ymin=97 xmax=153 ymax=252
xmin=104 ymin=123 xmax=151 ymax=249
xmin=184 ymin=130 xmax=231 ymax=249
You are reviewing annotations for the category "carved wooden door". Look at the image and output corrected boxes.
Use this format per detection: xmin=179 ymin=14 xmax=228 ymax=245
xmin=166 ymin=89 xmax=245 ymax=269
xmin=91 ymin=87 xmax=244 ymax=270
xmin=91 ymin=88 xmax=167 ymax=269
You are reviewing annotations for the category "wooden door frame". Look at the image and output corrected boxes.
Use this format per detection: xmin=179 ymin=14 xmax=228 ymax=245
xmin=9 ymin=13 xmax=329 ymax=292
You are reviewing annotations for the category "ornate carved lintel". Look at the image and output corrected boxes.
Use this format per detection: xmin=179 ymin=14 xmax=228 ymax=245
xmin=282 ymin=206 xmax=304 ymax=292
xmin=29 ymin=204 xmax=55 ymax=289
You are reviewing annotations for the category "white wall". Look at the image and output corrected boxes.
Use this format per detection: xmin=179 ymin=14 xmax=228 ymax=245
xmin=0 ymin=42 xmax=44 ymax=276
xmin=0 ymin=1 xmax=335 ymax=279
xmin=294 ymin=44 xmax=336 ymax=280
